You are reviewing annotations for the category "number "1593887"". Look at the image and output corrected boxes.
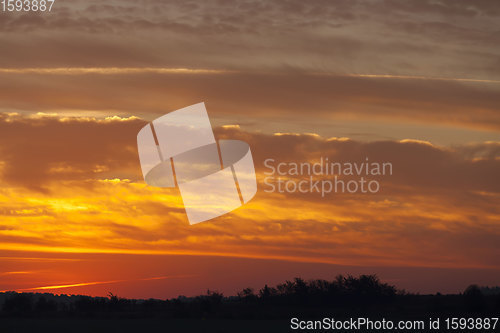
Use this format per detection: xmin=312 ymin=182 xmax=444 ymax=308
xmin=2 ymin=0 xmax=55 ymax=12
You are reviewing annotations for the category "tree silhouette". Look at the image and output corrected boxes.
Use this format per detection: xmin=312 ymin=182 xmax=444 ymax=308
xmin=463 ymin=284 xmax=484 ymax=312
xmin=0 ymin=275 xmax=496 ymax=322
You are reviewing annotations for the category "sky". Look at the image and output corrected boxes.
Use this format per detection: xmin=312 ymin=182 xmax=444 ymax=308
xmin=0 ymin=0 xmax=499 ymax=298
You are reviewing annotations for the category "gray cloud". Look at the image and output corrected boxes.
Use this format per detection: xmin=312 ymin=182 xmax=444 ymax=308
xmin=0 ymin=0 xmax=499 ymax=79
xmin=1 ymin=72 xmax=499 ymax=132
xmin=1 ymin=112 xmax=498 ymax=199
xmin=0 ymin=114 xmax=145 ymax=191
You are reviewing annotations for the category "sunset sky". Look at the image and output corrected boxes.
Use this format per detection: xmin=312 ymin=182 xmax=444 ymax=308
xmin=0 ymin=0 xmax=499 ymax=299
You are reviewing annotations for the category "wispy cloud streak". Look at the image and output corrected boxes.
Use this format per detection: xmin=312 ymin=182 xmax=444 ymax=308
xmin=1 ymin=67 xmax=499 ymax=85
xmin=13 ymin=275 xmax=196 ymax=292
xmin=0 ymin=67 xmax=229 ymax=75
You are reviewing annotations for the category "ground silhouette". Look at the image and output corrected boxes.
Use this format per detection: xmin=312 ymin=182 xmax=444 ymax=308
xmin=1 ymin=275 xmax=499 ymax=332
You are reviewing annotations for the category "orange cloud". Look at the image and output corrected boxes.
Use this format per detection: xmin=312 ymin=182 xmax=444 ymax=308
xmin=0 ymin=114 xmax=498 ymax=275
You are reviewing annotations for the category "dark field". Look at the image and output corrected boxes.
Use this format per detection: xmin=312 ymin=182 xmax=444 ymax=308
xmin=1 ymin=275 xmax=499 ymax=332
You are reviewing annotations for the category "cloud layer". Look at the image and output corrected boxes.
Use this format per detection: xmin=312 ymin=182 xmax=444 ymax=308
xmin=0 ymin=114 xmax=498 ymax=273
xmin=1 ymin=71 xmax=499 ymax=135
xmin=1 ymin=0 xmax=499 ymax=78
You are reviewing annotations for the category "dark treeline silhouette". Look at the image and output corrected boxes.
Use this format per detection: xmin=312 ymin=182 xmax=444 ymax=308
xmin=1 ymin=275 xmax=499 ymax=321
